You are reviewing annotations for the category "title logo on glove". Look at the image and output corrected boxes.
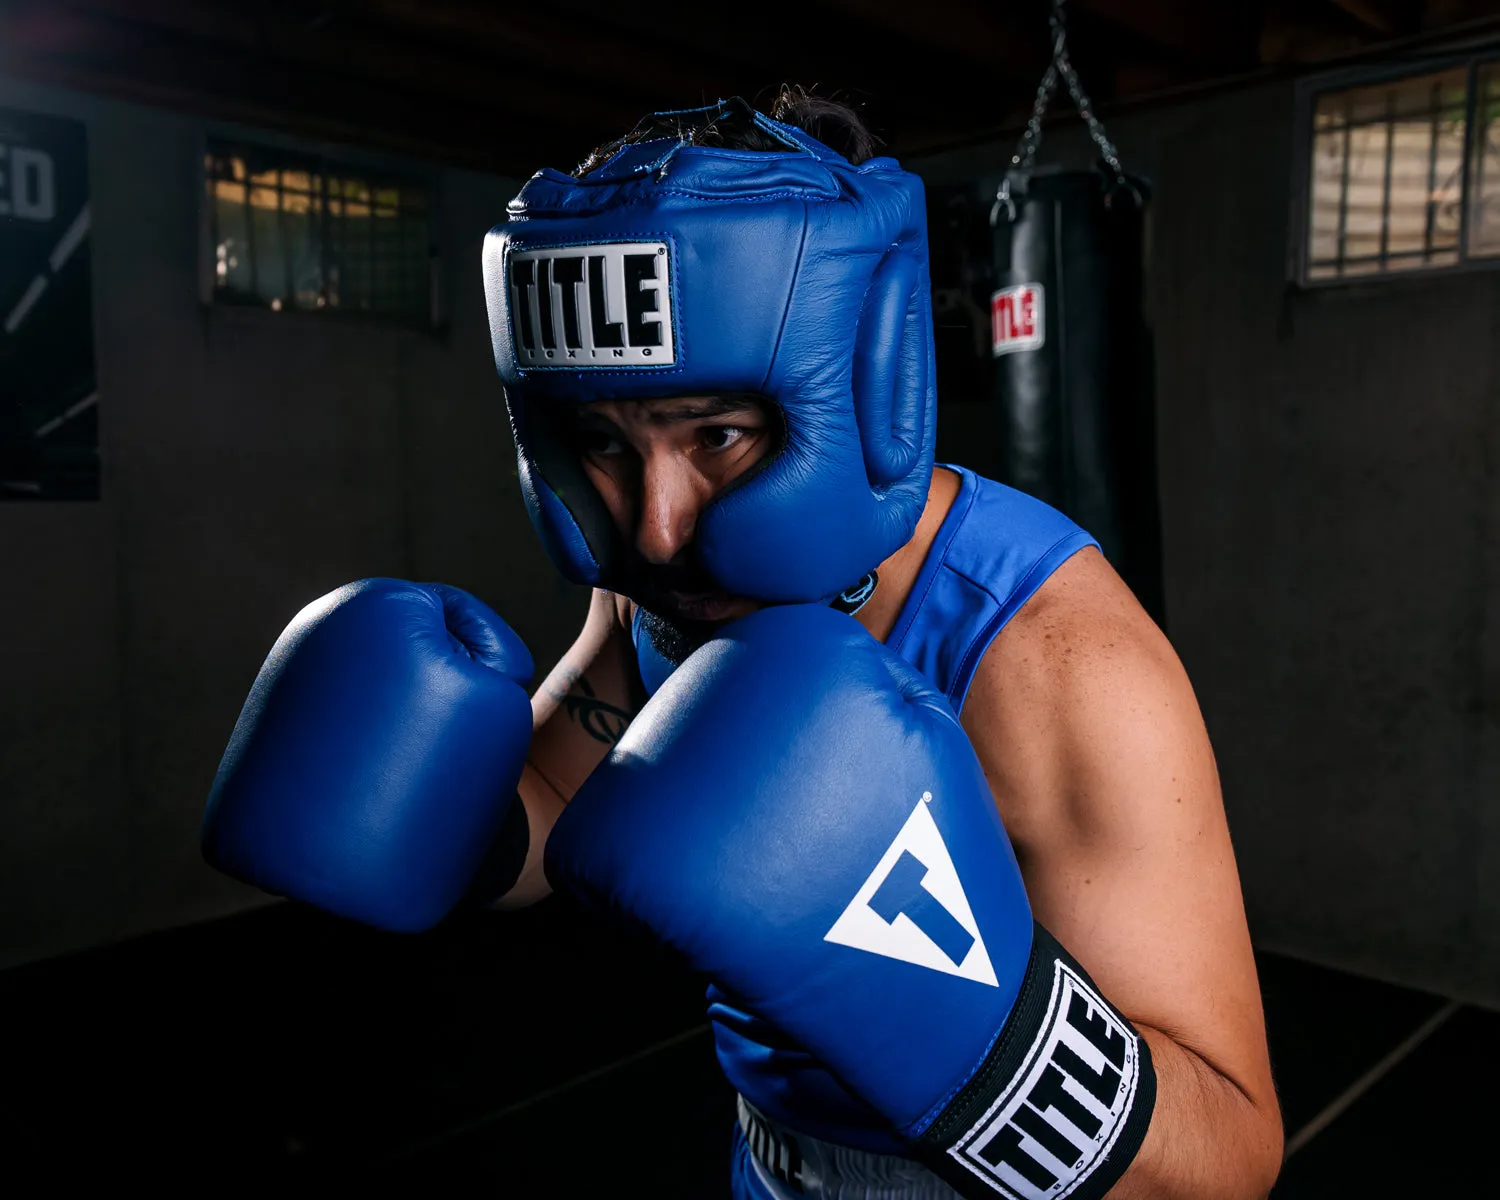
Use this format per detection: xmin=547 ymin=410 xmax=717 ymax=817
xmin=950 ymin=961 xmax=1144 ymax=1200
xmin=508 ymin=242 xmax=676 ymax=368
xmin=825 ymin=792 xmax=999 ymax=986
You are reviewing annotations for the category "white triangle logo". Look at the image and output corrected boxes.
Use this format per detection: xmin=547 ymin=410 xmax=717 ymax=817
xmin=824 ymin=792 xmax=998 ymax=987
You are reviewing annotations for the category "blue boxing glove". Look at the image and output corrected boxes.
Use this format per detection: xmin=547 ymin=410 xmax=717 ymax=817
xmin=546 ymin=606 xmax=1155 ymax=1200
xmin=202 ymin=578 xmax=534 ymax=932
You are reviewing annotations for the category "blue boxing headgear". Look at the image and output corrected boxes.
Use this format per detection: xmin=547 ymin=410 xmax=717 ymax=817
xmin=482 ymin=101 xmax=937 ymax=603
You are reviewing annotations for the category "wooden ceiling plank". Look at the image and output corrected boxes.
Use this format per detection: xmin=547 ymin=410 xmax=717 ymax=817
xmin=1073 ymin=0 xmax=1259 ymax=68
xmin=358 ymin=0 xmax=753 ymax=104
xmin=1420 ymin=0 xmax=1500 ymax=29
xmin=56 ymin=0 xmax=261 ymax=45
xmin=1325 ymin=0 xmax=1419 ymax=35
xmin=21 ymin=2 xmax=649 ymax=136
xmin=523 ymin=0 xmax=1023 ymax=128
xmin=14 ymin=0 xmax=1048 ymax=163
xmin=1258 ymin=0 xmax=1370 ymax=65
xmin=814 ymin=0 xmax=1046 ymax=74
xmin=0 ymin=8 xmax=602 ymax=172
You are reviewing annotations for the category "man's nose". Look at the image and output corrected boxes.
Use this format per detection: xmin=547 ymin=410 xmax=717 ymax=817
xmin=634 ymin=450 xmax=709 ymax=566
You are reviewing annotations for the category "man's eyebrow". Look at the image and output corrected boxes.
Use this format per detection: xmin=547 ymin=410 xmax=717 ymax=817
xmin=647 ymin=395 xmax=763 ymax=422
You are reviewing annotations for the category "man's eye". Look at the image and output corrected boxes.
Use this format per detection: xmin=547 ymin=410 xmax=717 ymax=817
xmin=576 ymin=428 xmax=625 ymax=456
xmin=700 ymin=425 xmax=748 ymax=451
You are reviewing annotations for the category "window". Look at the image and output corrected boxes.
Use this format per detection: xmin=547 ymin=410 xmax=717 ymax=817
xmin=1301 ymin=56 xmax=1500 ymax=282
xmin=204 ymin=141 xmax=434 ymax=320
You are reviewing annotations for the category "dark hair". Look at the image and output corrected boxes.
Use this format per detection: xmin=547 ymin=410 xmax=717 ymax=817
xmin=573 ymin=85 xmax=880 ymax=178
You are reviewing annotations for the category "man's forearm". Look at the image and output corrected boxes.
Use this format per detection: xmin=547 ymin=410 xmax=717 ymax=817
xmin=1108 ymin=1027 xmax=1283 ymax=1200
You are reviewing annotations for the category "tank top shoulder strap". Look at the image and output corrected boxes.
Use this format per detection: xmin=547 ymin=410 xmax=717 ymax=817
xmin=885 ymin=466 xmax=1099 ymax=714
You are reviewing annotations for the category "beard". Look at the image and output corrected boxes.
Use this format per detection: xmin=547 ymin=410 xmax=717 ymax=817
xmin=617 ymin=551 xmax=753 ymax=670
xmin=620 ymin=555 xmax=878 ymax=679
xmin=635 ymin=605 xmax=721 ymax=673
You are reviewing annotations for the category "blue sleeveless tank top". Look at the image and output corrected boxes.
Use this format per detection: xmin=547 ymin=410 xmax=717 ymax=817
xmin=631 ymin=467 xmax=1097 ymax=1152
xmin=633 ymin=466 xmax=1097 ymax=708
xmin=879 ymin=465 xmax=1099 ymax=711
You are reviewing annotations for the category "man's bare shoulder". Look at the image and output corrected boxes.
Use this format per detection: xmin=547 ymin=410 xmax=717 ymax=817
xmin=984 ymin=544 xmax=1171 ymax=679
xmin=966 ymin=544 xmax=1176 ymax=717
xmin=960 ymin=545 xmax=1193 ymax=846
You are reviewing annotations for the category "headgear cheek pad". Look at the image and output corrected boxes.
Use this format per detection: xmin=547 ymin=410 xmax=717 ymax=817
xmin=482 ymin=108 xmax=937 ymax=604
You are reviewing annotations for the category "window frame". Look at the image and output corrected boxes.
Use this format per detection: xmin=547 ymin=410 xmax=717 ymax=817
xmin=196 ymin=127 xmax=445 ymax=329
xmin=1291 ymin=47 xmax=1500 ymax=289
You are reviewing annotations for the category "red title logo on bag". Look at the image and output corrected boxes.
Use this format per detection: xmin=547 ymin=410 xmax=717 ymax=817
xmin=991 ymin=284 xmax=1044 ymax=357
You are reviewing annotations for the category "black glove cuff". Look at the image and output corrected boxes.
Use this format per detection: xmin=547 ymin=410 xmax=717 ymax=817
xmin=913 ymin=922 xmax=1156 ymax=1200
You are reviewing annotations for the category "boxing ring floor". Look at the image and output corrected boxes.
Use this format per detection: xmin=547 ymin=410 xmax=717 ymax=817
xmin=1 ymin=898 xmax=1489 ymax=1194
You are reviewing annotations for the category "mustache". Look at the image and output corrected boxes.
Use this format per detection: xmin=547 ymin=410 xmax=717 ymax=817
xmin=617 ymin=553 xmax=721 ymax=605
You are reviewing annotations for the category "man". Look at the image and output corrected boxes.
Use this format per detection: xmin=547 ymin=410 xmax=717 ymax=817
xmin=204 ymin=92 xmax=1281 ymax=1198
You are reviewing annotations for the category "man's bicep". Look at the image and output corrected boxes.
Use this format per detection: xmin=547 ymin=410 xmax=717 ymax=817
xmin=964 ymin=558 xmax=1275 ymax=1110
xmin=1029 ymin=652 xmax=1270 ymax=1098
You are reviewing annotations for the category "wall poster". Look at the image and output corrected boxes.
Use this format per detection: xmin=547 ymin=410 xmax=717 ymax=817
xmin=0 ymin=108 xmax=96 ymax=500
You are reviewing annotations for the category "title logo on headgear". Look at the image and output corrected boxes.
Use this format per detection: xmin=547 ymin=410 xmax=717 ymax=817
xmin=508 ymin=242 xmax=676 ymax=368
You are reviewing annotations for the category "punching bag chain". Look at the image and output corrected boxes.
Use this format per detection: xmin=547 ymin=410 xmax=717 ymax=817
xmin=994 ymin=0 xmax=1126 ymax=224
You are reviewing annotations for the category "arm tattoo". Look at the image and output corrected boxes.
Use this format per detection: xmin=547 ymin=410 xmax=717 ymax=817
xmin=548 ymin=666 xmax=633 ymax=745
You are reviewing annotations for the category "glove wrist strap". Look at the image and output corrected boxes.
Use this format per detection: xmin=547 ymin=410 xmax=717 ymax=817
xmin=912 ymin=922 xmax=1156 ymax=1200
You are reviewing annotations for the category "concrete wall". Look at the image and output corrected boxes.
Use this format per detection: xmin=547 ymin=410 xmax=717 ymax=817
xmin=0 ymin=75 xmax=587 ymax=968
xmin=917 ymin=76 xmax=1500 ymax=1004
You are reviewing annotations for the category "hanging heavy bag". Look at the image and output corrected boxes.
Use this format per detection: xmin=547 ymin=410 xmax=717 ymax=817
xmin=991 ymin=167 xmax=1164 ymax=626
xmin=986 ymin=0 xmax=1166 ymax=627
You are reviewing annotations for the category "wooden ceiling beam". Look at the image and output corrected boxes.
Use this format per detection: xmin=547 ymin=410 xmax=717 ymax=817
xmin=56 ymin=0 xmax=1021 ymax=153
xmin=1110 ymin=57 xmax=1207 ymax=101
xmin=7 ymin=0 xmax=1323 ymax=174
xmin=59 ymin=0 xmax=261 ymax=44
xmin=1258 ymin=0 xmax=1371 ymax=65
xmin=814 ymin=0 xmax=1046 ymax=75
xmin=0 ymin=5 xmax=601 ymax=173
xmin=1072 ymin=0 xmax=1260 ymax=68
xmin=1324 ymin=0 xmax=1421 ymax=35
xmin=528 ymin=0 xmax=1030 ymax=135
xmin=348 ymin=0 xmax=752 ymax=110
xmin=0 ymin=1 xmax=1044 ymax=171
xmin=45 ymin=0 xmax=647 ymax=134
xmin=1421 ymin=0 xmax=1500 ymax=29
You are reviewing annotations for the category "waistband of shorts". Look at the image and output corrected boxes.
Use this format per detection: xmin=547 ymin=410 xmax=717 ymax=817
xmin=737 ymin=1095 xmax=963 ymax=1200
